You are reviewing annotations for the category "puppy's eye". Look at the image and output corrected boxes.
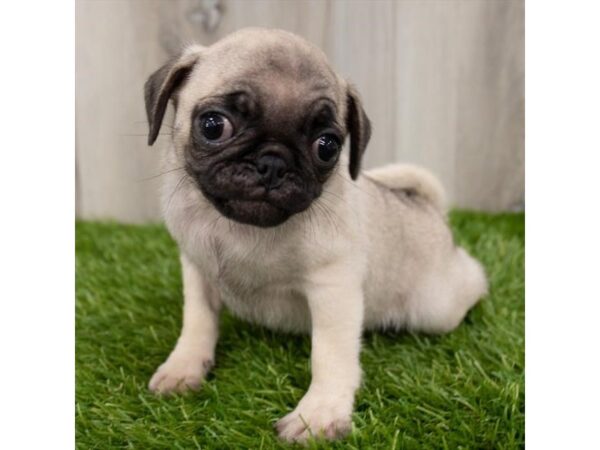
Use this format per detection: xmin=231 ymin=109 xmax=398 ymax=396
xmin=312 ymin=134 xmax=341 ymax=163
xmin=198 ymin=113 xmax=233 ymax=141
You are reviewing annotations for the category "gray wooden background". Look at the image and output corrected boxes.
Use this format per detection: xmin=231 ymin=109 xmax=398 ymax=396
xmin=76 ymin=0 xmax=524 ymax=223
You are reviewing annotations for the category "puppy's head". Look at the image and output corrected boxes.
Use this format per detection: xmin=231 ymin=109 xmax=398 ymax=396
xmin=145 ymin=28 xmax=371 ymax=227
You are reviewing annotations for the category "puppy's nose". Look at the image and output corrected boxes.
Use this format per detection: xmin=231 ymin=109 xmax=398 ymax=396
xmin=256 ymin=154 xmax=288 ymax=189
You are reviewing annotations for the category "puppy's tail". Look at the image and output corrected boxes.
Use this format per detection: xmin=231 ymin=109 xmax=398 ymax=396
xmin=366 ymin=164 xmax=446 ymax=212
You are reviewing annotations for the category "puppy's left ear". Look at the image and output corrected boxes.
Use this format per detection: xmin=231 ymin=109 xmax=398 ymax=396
xmin=144 ymin=50 xmax=200 ymax=146
xmin=345 ymin=84 xmax=372 ymax=179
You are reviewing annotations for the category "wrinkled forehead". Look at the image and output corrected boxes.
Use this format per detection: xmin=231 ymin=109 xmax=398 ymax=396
xmin=179 ymin=38 xmax=345 ymax=118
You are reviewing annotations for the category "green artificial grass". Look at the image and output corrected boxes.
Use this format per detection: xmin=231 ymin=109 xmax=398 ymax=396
xmin=76 ymin=211 xmax=524 ymax=449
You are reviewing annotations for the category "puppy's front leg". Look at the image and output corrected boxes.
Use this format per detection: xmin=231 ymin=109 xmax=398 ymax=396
xmin=149 ymin=253 xmax=220 ymax=394
xmin=276 ymin=268 xmax=363 ymax=442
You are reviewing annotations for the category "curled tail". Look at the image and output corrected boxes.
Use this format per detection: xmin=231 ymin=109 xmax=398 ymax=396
xmin=366 ymin=163 xmax=447 ymax=212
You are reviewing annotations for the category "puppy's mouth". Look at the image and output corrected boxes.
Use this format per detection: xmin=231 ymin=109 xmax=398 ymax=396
xmin=188 ymin=160 xmax=320 ymax=228
xmin=208 ymin=194 xmax=292 ymax=228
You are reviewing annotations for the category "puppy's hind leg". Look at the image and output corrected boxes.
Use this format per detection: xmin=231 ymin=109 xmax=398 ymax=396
xmin=406 ymin=248 xmax=488 ymax=334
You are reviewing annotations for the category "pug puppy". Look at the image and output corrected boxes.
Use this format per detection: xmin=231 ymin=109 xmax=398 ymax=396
xmin=143 ymin=28 xmax=487 ymax=442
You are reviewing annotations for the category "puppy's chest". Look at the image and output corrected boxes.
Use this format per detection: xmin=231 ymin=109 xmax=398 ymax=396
xmin=190 ymin=233 xmax=311 ymax=331
xmin=189 ymin=229 xmax=299 ymax=285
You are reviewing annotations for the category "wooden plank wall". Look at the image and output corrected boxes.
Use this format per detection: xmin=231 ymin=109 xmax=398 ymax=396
xmin=76 ymin=0 xmax=524 ymax=223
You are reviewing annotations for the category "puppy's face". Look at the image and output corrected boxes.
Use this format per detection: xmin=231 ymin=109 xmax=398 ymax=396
xmin=145 ymin=29 xmax=371 ymax=227
xmin=185 ymin=81 xmax=344 ymax=226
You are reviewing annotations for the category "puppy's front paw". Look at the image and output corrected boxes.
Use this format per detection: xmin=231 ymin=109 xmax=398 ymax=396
xmin=148 ymin=349 xmax=213 ymax=395
xmin=275 ymin=394 xmax=353 ymax=443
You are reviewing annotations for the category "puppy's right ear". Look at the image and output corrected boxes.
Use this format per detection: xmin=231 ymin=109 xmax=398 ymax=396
xmin=144 ymin=51 xmax=200 ymax=146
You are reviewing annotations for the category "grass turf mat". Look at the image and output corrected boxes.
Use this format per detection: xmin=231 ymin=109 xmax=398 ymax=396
xmin=76 ymin=211 xmax=524 ymax=449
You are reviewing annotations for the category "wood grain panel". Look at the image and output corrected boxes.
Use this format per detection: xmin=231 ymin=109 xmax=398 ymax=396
xmin=76 ymin=0 xmax=166 ymax=222
xmin=452 ymin=0 xmax=525 ymax=210
xmin=393 ymin=0 xmax=460 ymax=203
